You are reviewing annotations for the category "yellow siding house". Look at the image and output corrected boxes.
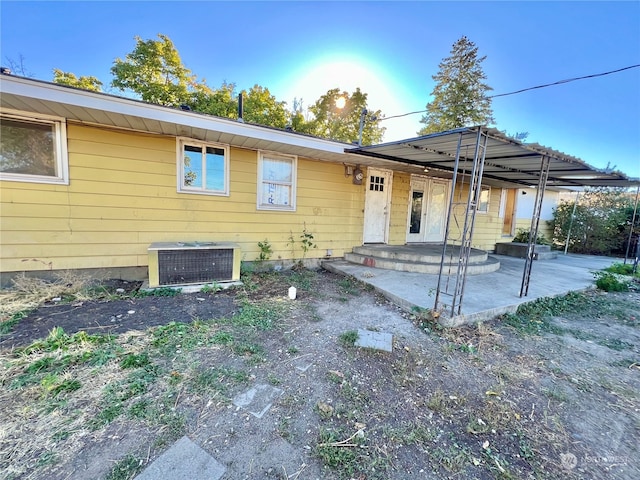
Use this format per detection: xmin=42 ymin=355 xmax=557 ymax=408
xmin=1 ymin=75 xmax=544 ymax=286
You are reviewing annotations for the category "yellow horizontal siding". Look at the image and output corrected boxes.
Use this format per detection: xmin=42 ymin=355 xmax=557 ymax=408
xmin=388 ymin=172 xmax=410 ymax=245
xmin=1 ymin=123 xmax=366 ymax=273
xmin=514 ymin=218 xmax=553 ymax=241
xmin=445 ymin=184 xmax=503 ymax=251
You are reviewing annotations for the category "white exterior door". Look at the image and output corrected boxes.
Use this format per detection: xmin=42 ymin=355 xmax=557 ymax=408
xmin=424 ymin=179 xmax=448 ymax=242
xmin=406 ymin=176 xmax=449 ymax=243
xmin=363 ymin=168 xmax=392 ymax=243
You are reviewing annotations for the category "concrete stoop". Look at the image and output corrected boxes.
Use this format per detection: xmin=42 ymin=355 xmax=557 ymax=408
xmin=344 ymin=244 xmax=500 ymax=275
xmin=495 ymin=242 xmax=558 ymax=260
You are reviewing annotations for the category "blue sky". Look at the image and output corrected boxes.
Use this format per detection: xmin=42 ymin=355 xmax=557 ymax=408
xmin=1 ymin=1 xmax=639 ymax=177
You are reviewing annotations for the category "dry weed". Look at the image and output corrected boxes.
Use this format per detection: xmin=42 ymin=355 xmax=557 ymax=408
xmin=0 ymin=271 xmax=95 ymax=322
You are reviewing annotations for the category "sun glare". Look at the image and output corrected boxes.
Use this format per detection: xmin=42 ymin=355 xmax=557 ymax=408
xmin=286 ymin=57 xmax=421 ymax=141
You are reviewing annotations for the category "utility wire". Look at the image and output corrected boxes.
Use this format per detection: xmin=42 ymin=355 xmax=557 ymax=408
xmin=489 ymin=63 xmax=640 ymax=99
xmin=379 ymin=64 xmax=640 ymax=121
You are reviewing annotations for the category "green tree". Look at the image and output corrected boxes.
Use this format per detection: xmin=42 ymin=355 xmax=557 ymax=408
xmin=418 ymin=36 xmax=495 ymax=135
xmin=289 ymin=97 xmax=308 ymax=132
xmin=186 ymin=83 xmax=289 ymax=127
xmin=303 ymin=88 xmax=385 ymax=145
xmin=549 ymin=187 xmax=634 ymax=255
xmin=111 ymin=34 xmax=196 ymax=106
xmin=241 ymin=85 xmax=288 ymax=128
xmin=187 ymin=81 xmax=238 ymax=118
xmin=52 ymin=69 xmax=103 ymax=92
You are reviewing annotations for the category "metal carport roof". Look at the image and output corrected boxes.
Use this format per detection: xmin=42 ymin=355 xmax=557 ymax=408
xmin=348 ymin=126 xmax=639 ymax=320
xmin=347 ymin=126 xmax=639 ymax=189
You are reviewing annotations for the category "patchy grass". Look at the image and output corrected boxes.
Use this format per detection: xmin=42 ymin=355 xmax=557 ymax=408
xmin=187 ymin=366 xmax=249 ymax=394
xmin=150 ymin=319 xmax=222 ymax=356
xmin=290 ymin=269 xmax=315 ymax=291
xmin=338 ymin=330 xmax=359 ymax=347
xmin=133 ymin=286 xmax=181 ymax=298
xmin=1 ymin=272 xmax=638 ymax=480
xmin=225 ymin=299 xmax=284 ymax=330
xmin=338 ymin=277 xmax=361 ymax=296
xmin=502 ymin=291 xmax=597 ymax=335
xmin=315 ymin=426 xmax=377 ymax=479
xmin=105 ymin=454 xmax=143 ymax=480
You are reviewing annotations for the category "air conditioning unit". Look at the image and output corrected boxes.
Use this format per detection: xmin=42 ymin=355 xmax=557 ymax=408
xmin=148 ymin=242 xmax=241 ymax=288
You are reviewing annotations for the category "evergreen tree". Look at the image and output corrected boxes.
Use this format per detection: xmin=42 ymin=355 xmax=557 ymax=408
xmin=418 ymin=36 xmax=495 ymax=135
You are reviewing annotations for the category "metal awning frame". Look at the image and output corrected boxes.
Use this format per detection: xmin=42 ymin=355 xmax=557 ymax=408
xmin=348 ymin=126 xmax=639 ymax=319
xmin=348 ymin=126 xmax=639 ymax=189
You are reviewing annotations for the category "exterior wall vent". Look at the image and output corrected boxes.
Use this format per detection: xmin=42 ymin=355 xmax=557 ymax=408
xmin=147 ymin=242 xmax=241 ymax=287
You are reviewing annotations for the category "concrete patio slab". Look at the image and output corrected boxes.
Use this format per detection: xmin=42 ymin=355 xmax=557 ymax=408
xmin=232 ymin=383 xmax=283 ymax=418
xmin=324 ymin=253 xmax=620 ymax=326
xmin=355 ymin=329 xmax=393 ymax=352
xmin=135 ymin=436 xmax=224 ymax=480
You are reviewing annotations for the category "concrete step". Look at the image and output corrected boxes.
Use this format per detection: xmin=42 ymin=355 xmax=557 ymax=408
xmin=344 ymin=251 xmax=501 ymax=275
xmin=495 ymin=242 xmax=557 ymax=260
xmin=352 ymin=245 xmax=489 ymax=264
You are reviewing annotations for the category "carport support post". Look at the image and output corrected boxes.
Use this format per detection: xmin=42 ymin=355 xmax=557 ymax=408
xmin=434 ymin=132 xmax=463 ymax=313
xmin=453 ymin=129 xmax=488 ymax=315
xmin=623 ymin=185 xmax=639 ymax=265
xmin=519 ymin=155 xmax=550 ymax=297
xmin=563 ymin=191 xmax=580 ymax=255
xmin=434 ymin=128 xmax=488 ymax=317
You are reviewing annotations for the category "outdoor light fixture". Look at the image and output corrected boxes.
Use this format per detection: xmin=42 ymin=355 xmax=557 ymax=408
xmin=352 ymin=166 xmax=364 ymax=185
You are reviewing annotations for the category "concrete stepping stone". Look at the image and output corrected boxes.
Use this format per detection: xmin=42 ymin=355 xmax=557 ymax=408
xmin=135 ymin=436 xmax=224 ymax=480
xmin=232 ymin=383 xmax=283 ymax=418
xmin=355 ymin=329 xmax=393 ymax=352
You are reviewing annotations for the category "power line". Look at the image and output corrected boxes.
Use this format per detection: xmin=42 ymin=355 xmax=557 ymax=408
xmin=489 ymin=63 xmax=640 ymax=99
xmin=380 ymin=64 xmax=640 ymax=121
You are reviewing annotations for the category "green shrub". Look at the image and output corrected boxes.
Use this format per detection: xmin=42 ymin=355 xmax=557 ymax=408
xmin=257 ymin=239 xmax=273 ymax=262
xmin=512 ymin=228 xmax=550 ymax=245
xmin=604 ymin=262 xmax=639 ymax=277
xmin=593 ymin=271 xmax=629 ymax=292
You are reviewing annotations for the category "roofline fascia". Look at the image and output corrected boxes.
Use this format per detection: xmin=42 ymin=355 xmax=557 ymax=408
xmin=0 ymin=74 xmax=349 ymax=155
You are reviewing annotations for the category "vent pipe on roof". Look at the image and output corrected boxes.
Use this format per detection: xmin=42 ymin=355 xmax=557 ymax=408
xmin=238 ymin=92 xmax=244 ymax=123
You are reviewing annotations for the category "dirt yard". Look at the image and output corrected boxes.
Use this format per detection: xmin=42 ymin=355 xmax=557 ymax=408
xmin=0 ymin=269 xmax=638 ymax=479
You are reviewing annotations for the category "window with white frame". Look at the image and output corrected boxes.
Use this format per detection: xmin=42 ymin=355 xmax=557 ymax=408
xmin=478 ymin=186 xmax=490 ymax=213
xmin=0 ymin=111 xmax=68 ymax=184
xmin=257 ymin=151 xmax=297 ymax=211
xmin=178 ymin=138 xmax=229 ymax=195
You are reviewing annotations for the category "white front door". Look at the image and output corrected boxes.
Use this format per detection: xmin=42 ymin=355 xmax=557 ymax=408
xmin=363 ymin=168 xmax=392 ymax=243
xmin=406 ymin=176 xmax=449 ymax=243
xmin=424 ymin=179 xmax=448 ymax=242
